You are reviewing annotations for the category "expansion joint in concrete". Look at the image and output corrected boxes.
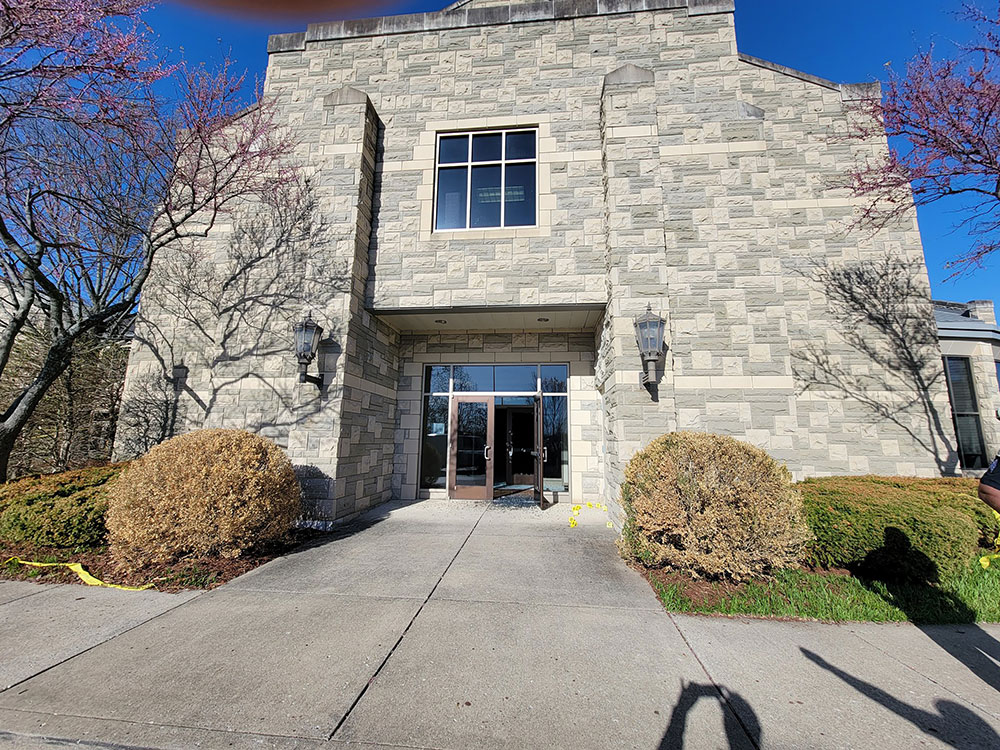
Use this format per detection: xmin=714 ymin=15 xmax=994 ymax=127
xmin=326 ymin=507 xmax=489 ymax=740
xmin=667 ymin=613 xmax=763 ymax=750
xmin=0 ymin=591 xmax=203 ymax=699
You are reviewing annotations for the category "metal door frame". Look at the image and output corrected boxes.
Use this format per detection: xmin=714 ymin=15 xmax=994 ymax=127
xmin=449 ymin=395 xmax=494 ymax=500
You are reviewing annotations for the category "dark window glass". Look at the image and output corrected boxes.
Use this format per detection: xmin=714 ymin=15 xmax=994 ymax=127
xmin=944 ymin=356 xmax=988 ymax=469
xmin=540 ymin=365 xmax=567 ymax=393
xmin=542 ymin=395 xmax=569 ymax=492
xmin=424 ymin=365 xmax=450 ymax=394
xmin=435 ymin=129 xmax=537 ymax=232
xmin=955 ymin=415 xmax=988 ymax=470
xmin=438 ymin=135 xmax=468 ymax=164
xmin=453 ymin=365 xmax=494 ymax=392
xmin=504 ymin=163 xmax=536 ymax=227
xmin=505 ymin=130 xmax=535 ymax=160
xmin=496 ymin=396 xmax=534 ymax=407
xmin=472 ymin=132 xmax=502 ymax=162
xmin=420 ymin=396 xmax=449 ymax=489
xmin=494 ymin=365 xmax=537 ymax=393
xmin=946 ymin=357 xmax=978 ymax=412
xmin=470 ymin=165 xmax=502 ymax=228
xmin=995 ymin=360 xmax=1000 ymax=393
xmin=436 ymin=167 xmax=468 ymax=229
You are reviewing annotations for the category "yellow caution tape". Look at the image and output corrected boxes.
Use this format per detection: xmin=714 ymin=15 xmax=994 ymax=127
xmin=4 ymin=557 xmax=153 ymax=591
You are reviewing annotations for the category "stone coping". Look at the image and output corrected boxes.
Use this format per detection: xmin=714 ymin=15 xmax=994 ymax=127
xmin=267 ymin=0 xmax=734 ymax=52
xmin=738 ymin=53 xmax=878 ymax=96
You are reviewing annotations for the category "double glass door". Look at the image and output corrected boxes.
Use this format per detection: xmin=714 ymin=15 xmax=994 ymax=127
xmin=449 ymin=395 xmax=546 ymax=504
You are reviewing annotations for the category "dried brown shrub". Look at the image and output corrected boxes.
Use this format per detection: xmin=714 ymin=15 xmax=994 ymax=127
xmin=107 ymin=429 xmax=301 ymax=564
xmin=620 ymin=432 xmax=811 ymax=581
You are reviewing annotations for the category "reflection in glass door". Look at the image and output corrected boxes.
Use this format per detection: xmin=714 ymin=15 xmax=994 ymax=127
xmin=449 ymin=395 xmax=494 ymax=500
xmin=425 ymin=364 xmax=569 ymax=505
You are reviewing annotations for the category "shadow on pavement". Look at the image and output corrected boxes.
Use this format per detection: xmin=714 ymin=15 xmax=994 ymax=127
xmin=661 ymin=681 xmax=761 ymax=749
xmin=855 ymin=528 xmax=1000 ymax=693
xmin=802 ymin=648 xmax=1000 ymax=750
xmin=282 ymin=499 xmax=415 ymax=555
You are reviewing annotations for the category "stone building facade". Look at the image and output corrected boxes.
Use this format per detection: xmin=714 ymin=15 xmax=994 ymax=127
xmin=118 ymin=0 xmax=962 ymax=525
xmin=935 ymin=300 xmax=1000 ymax=471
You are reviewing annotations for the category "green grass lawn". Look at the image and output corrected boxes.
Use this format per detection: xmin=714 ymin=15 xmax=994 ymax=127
xmin=648 ymin=562 xmax=1000 ymax=624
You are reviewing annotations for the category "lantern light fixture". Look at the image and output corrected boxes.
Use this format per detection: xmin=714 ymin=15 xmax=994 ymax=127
xmin=167 ymin=363 xmax=189 ymax=394
xmin=293 ymin=313 xmax=324 ymax=388
xmin=633 ymin=303 xmax=667 ymax=387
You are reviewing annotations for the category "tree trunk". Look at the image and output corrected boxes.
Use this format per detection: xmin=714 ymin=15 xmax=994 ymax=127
xmin=0 ymin=343 xmax=73 ymax=482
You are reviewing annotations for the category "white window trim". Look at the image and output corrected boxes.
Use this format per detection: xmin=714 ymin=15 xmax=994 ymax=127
xmin=433 ymin=127 xmax=539 ymax=232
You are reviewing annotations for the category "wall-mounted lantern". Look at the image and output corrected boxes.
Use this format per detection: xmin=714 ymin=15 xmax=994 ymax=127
xmin=167 ymin=363 xmax=189 ymax=393
xmin=633 ymin=303 xmax=667 ymax=387
xmin=293 ymin=314 xmax=324 ymax=388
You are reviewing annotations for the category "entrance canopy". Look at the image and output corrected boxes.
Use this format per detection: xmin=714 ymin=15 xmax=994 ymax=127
xmin=373 ymin=304 xmax=605 ymax=333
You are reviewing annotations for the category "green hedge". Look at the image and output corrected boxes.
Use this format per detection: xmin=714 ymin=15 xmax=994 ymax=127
xmin=0 ymin=465 xmax=124 ymax=548
xmin=799 ymin=476 xmax=990 ymax=581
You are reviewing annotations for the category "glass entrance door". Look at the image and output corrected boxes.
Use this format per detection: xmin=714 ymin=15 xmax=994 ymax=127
xmin=449 ymin=395 xmax=494 ymax=500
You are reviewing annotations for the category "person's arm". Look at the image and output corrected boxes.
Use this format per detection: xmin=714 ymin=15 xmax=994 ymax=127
xmin=980 ymin=454 xmax=1000 ymax=513
xmin=980 ymin=481 xmax=1000 ymax=513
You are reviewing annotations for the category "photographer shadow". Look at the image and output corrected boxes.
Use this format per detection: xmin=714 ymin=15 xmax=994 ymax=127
xmin=855 ymin=527 xmax=1000 ymax=694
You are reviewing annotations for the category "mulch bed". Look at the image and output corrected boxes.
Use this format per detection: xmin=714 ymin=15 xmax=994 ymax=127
xmin=642 ymin=567 xmax=742 ymax=608
xmin=1 ymin=529 xmax=331 ymax=593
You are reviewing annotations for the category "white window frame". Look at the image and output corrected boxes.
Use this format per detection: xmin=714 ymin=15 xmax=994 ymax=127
xmin=433 ymin=128 xmax=538 ymax=232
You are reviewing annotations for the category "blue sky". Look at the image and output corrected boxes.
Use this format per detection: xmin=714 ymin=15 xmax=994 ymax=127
xmin=149 ymin=0 xmax=995 ymax=303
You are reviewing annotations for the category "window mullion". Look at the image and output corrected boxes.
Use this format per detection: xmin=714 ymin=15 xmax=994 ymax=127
xmin=500 ymin=128 xmax=506 ymax=227
xmin=435 ymin=128 xmax=536 ymax=232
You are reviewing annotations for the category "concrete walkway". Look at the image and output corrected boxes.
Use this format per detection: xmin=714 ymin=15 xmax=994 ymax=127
xmin=1 ymin=499 xmax=999 ymax=749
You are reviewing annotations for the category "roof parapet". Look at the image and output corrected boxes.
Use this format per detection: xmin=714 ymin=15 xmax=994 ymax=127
xmin=266 ymin=0 xmax=726 ymax=52
xmin=738 ymin=52 xmax=880 ymax=98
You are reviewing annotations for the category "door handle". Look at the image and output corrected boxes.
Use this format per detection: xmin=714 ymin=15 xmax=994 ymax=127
xmin=543 ymin=447 xmax=548 ymax=462
xmin=484 ymin=445 xmax=491 ymax=461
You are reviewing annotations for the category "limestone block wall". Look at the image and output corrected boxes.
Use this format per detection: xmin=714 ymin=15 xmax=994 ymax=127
xmin=264 ymin=4 xmax=726 ymax=312
xmin=975 ymin=343 xmax=1000 ymax=458
xmin=119 ymin=0 xmax=960 ymax=525
xmin=595 ymin=64 xmax=677 ymax=522
xmin=703 ymin=57 xmax=955 ymax=477
xmin=393 ymin=331 xmax=602 ymax=503
xmin=117 ymin=89 xmax=400 ymax=523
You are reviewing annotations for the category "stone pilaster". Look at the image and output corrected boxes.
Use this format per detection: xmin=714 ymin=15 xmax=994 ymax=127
xmin=597 ymin=64 xmax=676 ymax=525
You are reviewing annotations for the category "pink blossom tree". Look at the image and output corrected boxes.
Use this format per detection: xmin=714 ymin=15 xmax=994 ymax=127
xmin=849 ymin=4 xmax=1000 ymax=276
xmin=0 ymin=1 xmax=295 ymax=479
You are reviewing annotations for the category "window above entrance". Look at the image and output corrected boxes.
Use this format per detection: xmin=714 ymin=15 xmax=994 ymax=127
xmin=423 ymin=364 xmax=567 ymax=395
xmin=434 ymin=128 xmax=538 ymax=231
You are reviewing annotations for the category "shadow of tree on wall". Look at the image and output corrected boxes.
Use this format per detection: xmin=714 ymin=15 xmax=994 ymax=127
xmin=661 ymin=681 xmax=762 ymax=749
xmin=793 ymin=255 xmax=959 ymax=475
xmin=117 ymin=177 xmax=352 ymax=461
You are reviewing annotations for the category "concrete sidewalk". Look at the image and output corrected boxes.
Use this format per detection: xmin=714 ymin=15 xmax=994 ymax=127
xmin=1 ymin=499 xmax=999 ymax=749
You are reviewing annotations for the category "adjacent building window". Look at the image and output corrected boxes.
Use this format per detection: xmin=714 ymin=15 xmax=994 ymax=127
xmin=943 ymin=356 xmax=989 ymax=469
xmin=434 ymin=129 xmax=537 ymax=230
xmin=995 ymin=360 xmax=1000 ymax=393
